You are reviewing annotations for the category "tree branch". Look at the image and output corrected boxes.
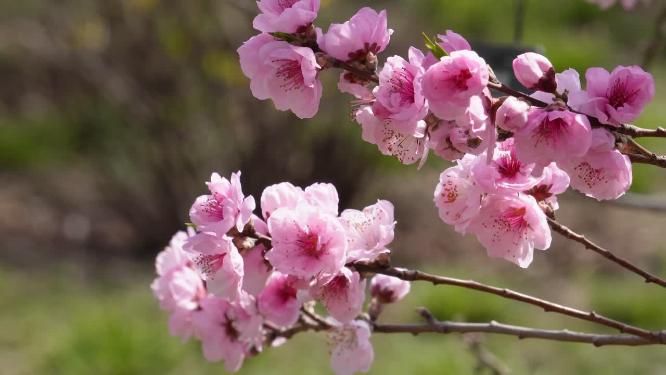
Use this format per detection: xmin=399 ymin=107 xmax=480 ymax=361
xmin=547 ymin=217 xmax=666 ymax=288
xmin=351 ymin=262 xmax=665 ymax=342
xmin=373 ymin=319 xmax=664 ymax=347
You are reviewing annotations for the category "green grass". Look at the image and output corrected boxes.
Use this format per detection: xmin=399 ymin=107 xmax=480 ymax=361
xmin=1 ymin=264 xmax=665 ymax=375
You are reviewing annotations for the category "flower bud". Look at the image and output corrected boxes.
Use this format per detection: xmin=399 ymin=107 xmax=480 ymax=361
xmin=495 ymin=96 xmax=530 ymax=131
xmin=370 ymin=274 xmax=410 ymax=304
xmin=512 ymin=52 xmax=556 ymax=92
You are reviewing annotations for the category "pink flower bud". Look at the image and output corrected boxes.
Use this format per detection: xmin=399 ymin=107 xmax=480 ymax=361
xmin=512 ymin=52 xmax=556 ymax=92
xmin=437 ymin=30 xmax=471 ymax=54
xmin=370 ymin=274 xmax=410 ymax=303
xmin=494 ymin=96 xmax=530 ymax=131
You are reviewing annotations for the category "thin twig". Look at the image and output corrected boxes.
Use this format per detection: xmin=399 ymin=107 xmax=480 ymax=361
xmin=547 ymin=218 xmax=666 ymax=288
xmin=626 ymin=152 xmax=666 ymax=168
xmin=351 ymin=262 xmax=665 ymax=342
xmin=616 ymin=124 xmax=666 ymax=139
xmin=464 ymin=333 xmax=511 ymax=375
xmin=372 ymin=320 xmax=664 ymax=347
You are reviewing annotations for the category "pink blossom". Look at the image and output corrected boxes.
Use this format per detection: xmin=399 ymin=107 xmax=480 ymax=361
xmin=184 ymin=233 xmax=244 ymax=300
xmin=318 ymin=7 xmax=392 ymax=62
xmin=193 ymin=295 xmax=262 ymax=372
xmin=422 ymin=50 xmax=489 ymax=119
xmin=513 ymin=109 xmax=592 ymax=170
xmin=433 ymin=155 xmax=483 ymax=232
xmin=304 ymin=182 xmax=340 ymax=216
xmin=260 ymin=182 xmax=304 ymax=219
xmin=152 ymin=231 xmax=206 ymax=342
xmin=468 ymin=193 xmax=551 ymax=268
xmin=329 ymin=320 xmax=374 ymax=375
xmin=471 ymin=138 xmax=539 ymax=194
xmin=152 ymin=232 xmax=204 ymax=312
xmin=437 ymin=30 xmax=471 ymax=54
xmin=189 ymin=172 xmax=255 ymax=235
xmin=495 ymin=96 xmax=530 ymax=132
xmin=373 ymin=47 xmax=429 ymax=135
xmin=559 ymin=128 xmax=632 ymax=201
xmin=253 ymin=0 xmax=320 ymax=33
xmin=266 ymin=206 xmax=347 ymax=279
xmin=355 ymin=101 xmax=428 ymax=165
xmin=524 ymin=163 xmax=570 ymax=210
xmin=427 ymin=119 xmax=464 ymax=161
xmin=576 ymin=66 xmax=654 ymax=126
xmin=154 ymin=231 xmax=192 ymax=276
xmin=257 ymin=272 xmax=303 ymax=327
xmin=512 ymin=52 xmax=556 ymax=92
xmin=311 ymin=268 xmax=366 ymax=323
xmin=340 ymin=200 xmax=395 ymax=262
xmin=532 ymin=68 xmax=584 ymax=107
xmin=370 ymin=274 xmax=410 ymax=303
xmin=338 ymin=72 xmax=374 ymax=99
xmin=238 ymin=34 xmax=323 ymax=119
xmin=242 ymin=244 xmax=272 ymax=296
xmin=428 ymin=94 xmax=492 ymax=160
xmin=152 ymin=266 xmax=205 ymax=312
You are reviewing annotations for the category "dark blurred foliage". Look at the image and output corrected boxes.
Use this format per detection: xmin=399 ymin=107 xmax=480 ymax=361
xmin=0 ymin=0 xmax=663 ymax=263
xmin=0 ymin=0 xmax=383 ymax=259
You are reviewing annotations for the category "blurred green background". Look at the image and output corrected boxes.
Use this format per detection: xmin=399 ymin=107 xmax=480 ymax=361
xmin=1 ymin=0 xmax=666 ymax=374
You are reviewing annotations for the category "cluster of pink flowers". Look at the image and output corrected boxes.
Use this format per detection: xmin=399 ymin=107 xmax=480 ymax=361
xmin=152 ymin=171 xmax=411 ymax=374
xmin=236 ymin=2 xmax=655 ymax=269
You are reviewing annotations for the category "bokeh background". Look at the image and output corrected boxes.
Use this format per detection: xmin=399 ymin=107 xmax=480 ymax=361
xmin=1 ymin=0 xmax=666 ymax=373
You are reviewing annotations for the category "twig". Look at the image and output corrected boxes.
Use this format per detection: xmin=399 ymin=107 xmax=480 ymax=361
xmin=464 ymin=333 xmax=511 ymax=375
xmin=487 ymin=81 xmax=547 ymax=107
xmin=351 ymin=262 xmax=665 ymax=342
xmin=615 ymin=124 xmax=666 ymax=139
xmin=372 ymin=320 xmax=664 ymax=347
xmin=547 ymin=217 xmax=666 ymax=288
xmin=626 ymin=152 xmax=666 ymax=168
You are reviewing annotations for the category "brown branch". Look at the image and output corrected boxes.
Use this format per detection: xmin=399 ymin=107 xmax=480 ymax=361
xmin=464 ymin=333 xmax=510 ymax=375
xmin=615 ymin=124 xmax=666 ymax=139
xmin=487 ymin=81 xmax=547 ymax=107
xmin=626 ymin=152 xmax=666 ymax=168
xmin=372 ymin=319 xmax=664 ymax=347
xmin=547 ymin=218 xmax=666 ymax=287
xmin=351 ymin=262 xmax=664 ymax=342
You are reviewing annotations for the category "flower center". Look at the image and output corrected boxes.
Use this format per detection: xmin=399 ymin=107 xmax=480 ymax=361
xmin=452 ymin=69 xmax=472 ymax=90
xmin=526 ymin=184 xmax=553 ymax=202
xmin=607 ymin=78 xmax=640 ymax=109
xmin=500 ymin=206 xmax=529 ymax=232
xmin=496 ymin=152 xmax=522 ymax=179
xmin=277 ymin=0 xmax=298 ymax=10
xmin=202 ymin=195 xmax=225 ymax=221
xmin=441 ymin=179 xmax=459 ymax=204
xmin=533 ymin=116 xmax=569 ymax=146
xmin=389 ymin=67 xmax=415 ymax=104
xmin=278 ymin=281 xmax=298 ymax=303
xmin=297 ymin=231 xmax=322 ymax=257
xmin=274 ymin=59 xmax=305 ymax=91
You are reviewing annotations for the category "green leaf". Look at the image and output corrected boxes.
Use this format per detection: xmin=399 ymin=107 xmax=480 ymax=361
xmin=422 ymin=32 xmax=446 ymax=59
